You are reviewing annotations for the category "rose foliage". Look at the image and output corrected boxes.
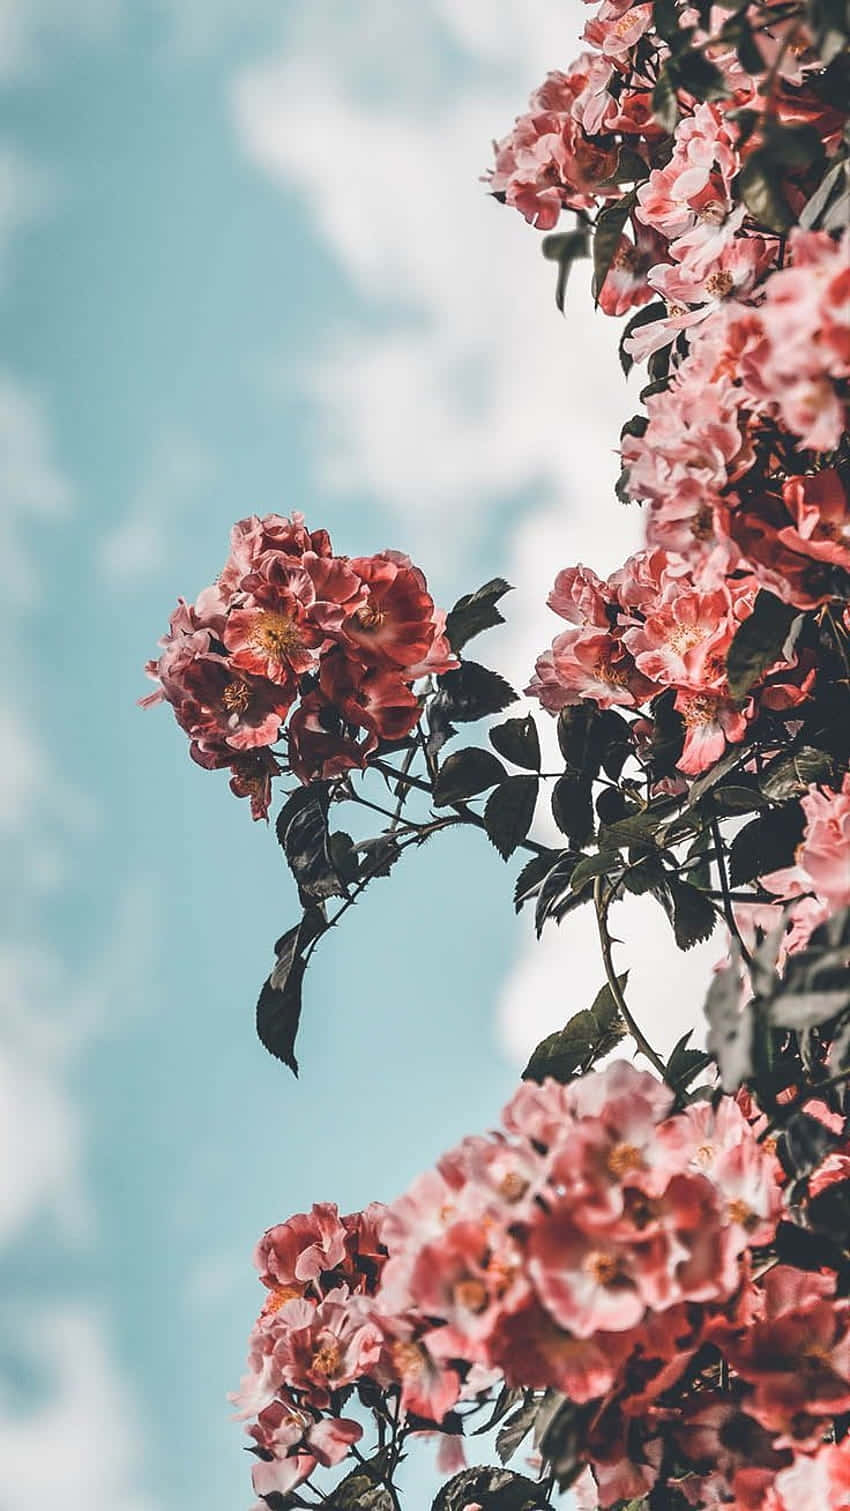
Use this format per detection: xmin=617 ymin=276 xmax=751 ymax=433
xmin=145 ymin=0 xmax=850 ymax=1504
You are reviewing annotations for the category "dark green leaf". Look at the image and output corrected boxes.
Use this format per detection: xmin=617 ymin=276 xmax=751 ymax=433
xmin=542 ymin=228 xmax=591 ymax=312
xmin=737 ymin=148 xmax=794 ymax=232
xmin=652 ymin=62 xmax=680 ymax=132
xmin=760 ymin=745 xmax=834 ymax=801
xmin=431 ymin=1467 xmax=548 ymax=1511
xmin=551 ymin=773 xmax=595 ymax=848
xmin=257 ymin=908 xmax=326 ymax=1074
xmin=356 ymin=834 xmax=402 ymax=880
xmin=330 ymin=1455 xmax=394 ymax=1510
xmin=801 ymin=154 xmax=848 ymax=228
xmin=665 ymin=1030 xmax=712 ymax=1092
xmin=729 ymin=804 xmax=805 ymax=885
xmin=496 ymin=1398 xmax=539 ymax=1464
xmin=570 ymin=850 xmax=623 ymax=891
xmin=328 ymin=831 xmax=360 ymax=885
xmin=523 ymin=1011 xmax=598 ymax=1083
xmin=688 ymin=740 xmax=748 ymax=804
xmin=596 ymin=787 xmax=631 ymax=826
xmin=669 ymin=879 xmax=717 ymax=950
xmin=490 ymin=715 xmax=541 ymax=771
xmin=726 ymin=591 xmax=801 ymax=701
xmin=276 ymin=784 xmax=347 ymax=904
xmin=675 ymin=51 xmax=726 ymax=99
xmin=472 ymin=1385 xmax=524 ymax=1436
xmin=593 ymin=193 xmax=636 ymax=303
xmin=434 ymin=747 xmax=507 ymax=805
xmin=534 ymin=852 xmax=585 ymax=935
xmin=709 ymin=783 xmax=767 ymax=815
xmin=484 ymin=776 xmax=539 ymax=860
xmin=653 ymin=0 xmax=682 ymax=45
xmin=514 ymin=849 xmax=562 ymax=913
xmin=445 ymin=578 xmax=513 ymax=653
xmin=433 ymin=661 xmax=517 ymax=723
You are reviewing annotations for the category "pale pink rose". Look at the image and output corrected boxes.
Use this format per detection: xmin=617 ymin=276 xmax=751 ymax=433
xmin=797 ymin=776 xmax=850 ymax=908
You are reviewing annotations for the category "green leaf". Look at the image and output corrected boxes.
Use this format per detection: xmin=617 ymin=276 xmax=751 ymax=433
xmin=514 ymin=849 xmax=562 ymax=913
xmin=445 ymin=578 xmax=513 ymax=653
xmin=490 ymin=714 xmax=541 ymax=771
xmin=593 ymin=193 xmax=636 ymax=303
xmin=665 ymin=1030 xmax=712 ymax=1092
xmin=496 ymin=1397 xmax=539 ymax=1464
xmin=256 ymin=907 xmax=326 ymax=1074
xmin=760 ymin=745 xmax=834 ymax=802
xmin=523 ymin=1011 xmax=600 ymax=1083
xmin=675 ymin=50 xmax=727 ymax=100
xmin=801 ymin=154 xmax=848 ymax=228
xmin=432 ymin=1467 xmax=548 ymax=1511
xmin=541 ymin=228 xmax=591 ymax=312
xmin=328 ymin=830 xmax=360 ymax=885
xmin=551 ymin=773 xmax=595 ymax=848
xmin=429 ymin=662 xmax=517 ymax=742
xmin=726 ymin=590 xmax=801 ymax=701
xmin=534 ymin=851 xmax=584 ymax=935
xmin=728 ymin=804 xmax=806 ymax=886
xmin=484 ymin=776 xmax=539 ymax=860
xmin=669 ymin=879 xmax=717 ymax=951
xmin=570 ymin=850 xmax=623 ymax=891
xmin=330 ymin=1455 xmax=395 ymax=1510
xmin=737 ymin=148 xmax=794 ymax=232
xmin=652 ymin=62 xmax=680 ymax=132
xmin=276 ymin=783 xmax=347 ymax=904
xmin=433 ymin=747 xmax=507 ymax=805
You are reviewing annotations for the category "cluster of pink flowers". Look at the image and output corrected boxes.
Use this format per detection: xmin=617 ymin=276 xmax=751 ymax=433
xmin=527 ymin=547 xmax=814 ymax=773
xmin=492 ymin=10 xmax=849 ymax=682
xmin=760 ymin=773 xmax=850 ymax=949
xmin=142 ymin=513 xmax=455 ymax=818
xmin=233 ymin=1062 xmax=850 ymax=1508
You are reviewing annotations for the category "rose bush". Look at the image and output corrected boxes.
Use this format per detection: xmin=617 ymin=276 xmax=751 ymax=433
xmin=145 ymin=0 xmax=850 ymax=1503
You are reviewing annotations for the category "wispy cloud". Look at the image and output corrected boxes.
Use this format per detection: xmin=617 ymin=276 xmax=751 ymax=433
xmin=0 ymin=0 xmax=118 ymax=81
xmin=97 ymin=429 xmax=213 ymax=585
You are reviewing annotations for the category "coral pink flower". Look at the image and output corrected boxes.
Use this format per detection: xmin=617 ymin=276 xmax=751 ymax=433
xmin=255 ymin=1203 xmax=349 ymax=1294
xmin=797 ymin=776 xmax=850 ymax=908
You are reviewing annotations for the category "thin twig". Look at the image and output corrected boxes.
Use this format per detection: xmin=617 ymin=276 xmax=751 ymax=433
xmin=710 ymin=817 xmax=752 ymax=963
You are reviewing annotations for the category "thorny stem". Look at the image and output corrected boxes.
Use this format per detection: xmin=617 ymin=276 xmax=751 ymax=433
xmin=594 ymin=877 xmax=668 ymax=1078
xmin=711 ymin=817 xmax=752 ymax=963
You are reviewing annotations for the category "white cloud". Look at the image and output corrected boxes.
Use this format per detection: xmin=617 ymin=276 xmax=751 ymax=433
xmin=97 ymin=429 xmax=213 ymax=584
xmin=0 ymin=373 xmax=158 ymax=1498
xmin=0 ymin=0 xmax=118 ymax=81
xmin=0 ymin=1307 xmax=157 ymax=1511
xmin=230 ymin=1 xmax=711 ymax=1069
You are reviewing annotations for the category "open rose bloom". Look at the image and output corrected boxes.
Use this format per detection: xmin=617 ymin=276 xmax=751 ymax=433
xmin=143 ymin=514 xmax=455 ymax=816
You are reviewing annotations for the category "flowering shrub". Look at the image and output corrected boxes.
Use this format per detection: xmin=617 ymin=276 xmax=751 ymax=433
xmin=145 ymin=0 xmax=850 ymax=1504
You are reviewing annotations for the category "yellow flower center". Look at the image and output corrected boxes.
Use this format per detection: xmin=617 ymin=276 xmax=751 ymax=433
xmin=250 ymin=612 xmax=302 ymax=659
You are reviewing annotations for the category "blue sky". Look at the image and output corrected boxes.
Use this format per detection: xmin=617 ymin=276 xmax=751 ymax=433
xmin=0 ymin=4 xmax=719 ymax=1506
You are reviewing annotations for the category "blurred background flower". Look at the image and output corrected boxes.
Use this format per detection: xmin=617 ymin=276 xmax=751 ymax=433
xmin=0 ymin=3 xmax=719 ymax=1505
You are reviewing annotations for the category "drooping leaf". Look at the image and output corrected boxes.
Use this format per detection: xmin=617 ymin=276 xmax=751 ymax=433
xmin=593 ymin=193 xmax=636 ymax=304
xmin=669 ymin=879 xmax=717 ymax=950
xmin=542 ymin=228 xmax=592 ymax=312
xmin=496 ymin=1397 xmax=539 ymax=1464
xmin=445 ymin=578 xmax=513 ymax=653
xmin=472 ymin=1384 xmax=524 ymax=1436
xmin=728 ymin=804 xmax=806 ymax=886
xmin=534 ymin=851 xmax=585 ymax=935
xmin=514 ymin=849 xmax=562 ymax=913
xmin=431 ymin=1466 xmax=548 ymax=1511
xmin=484 ymin=776 xmax=539 ymax=860
xmin=551 ymin=773 xmax=595 ymax=848
xmin=570 ymin=849 xmax=624 ymax=892
xmin=256 ymin=907 xmax=327 ymax=1074
xmin=490 ymin=715 xmax=541 ymax=771
xmin=433 ymin=747 xmax=507 ymax=806
xmin=276 ymin=784 xmax=347 ymax=904
xmin=726 ymin=591 xmax=801 ymax=701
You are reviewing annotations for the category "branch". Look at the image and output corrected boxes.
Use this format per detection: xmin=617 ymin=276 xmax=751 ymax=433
xmin=594 ymin=877 xmax=667 ymax=1077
